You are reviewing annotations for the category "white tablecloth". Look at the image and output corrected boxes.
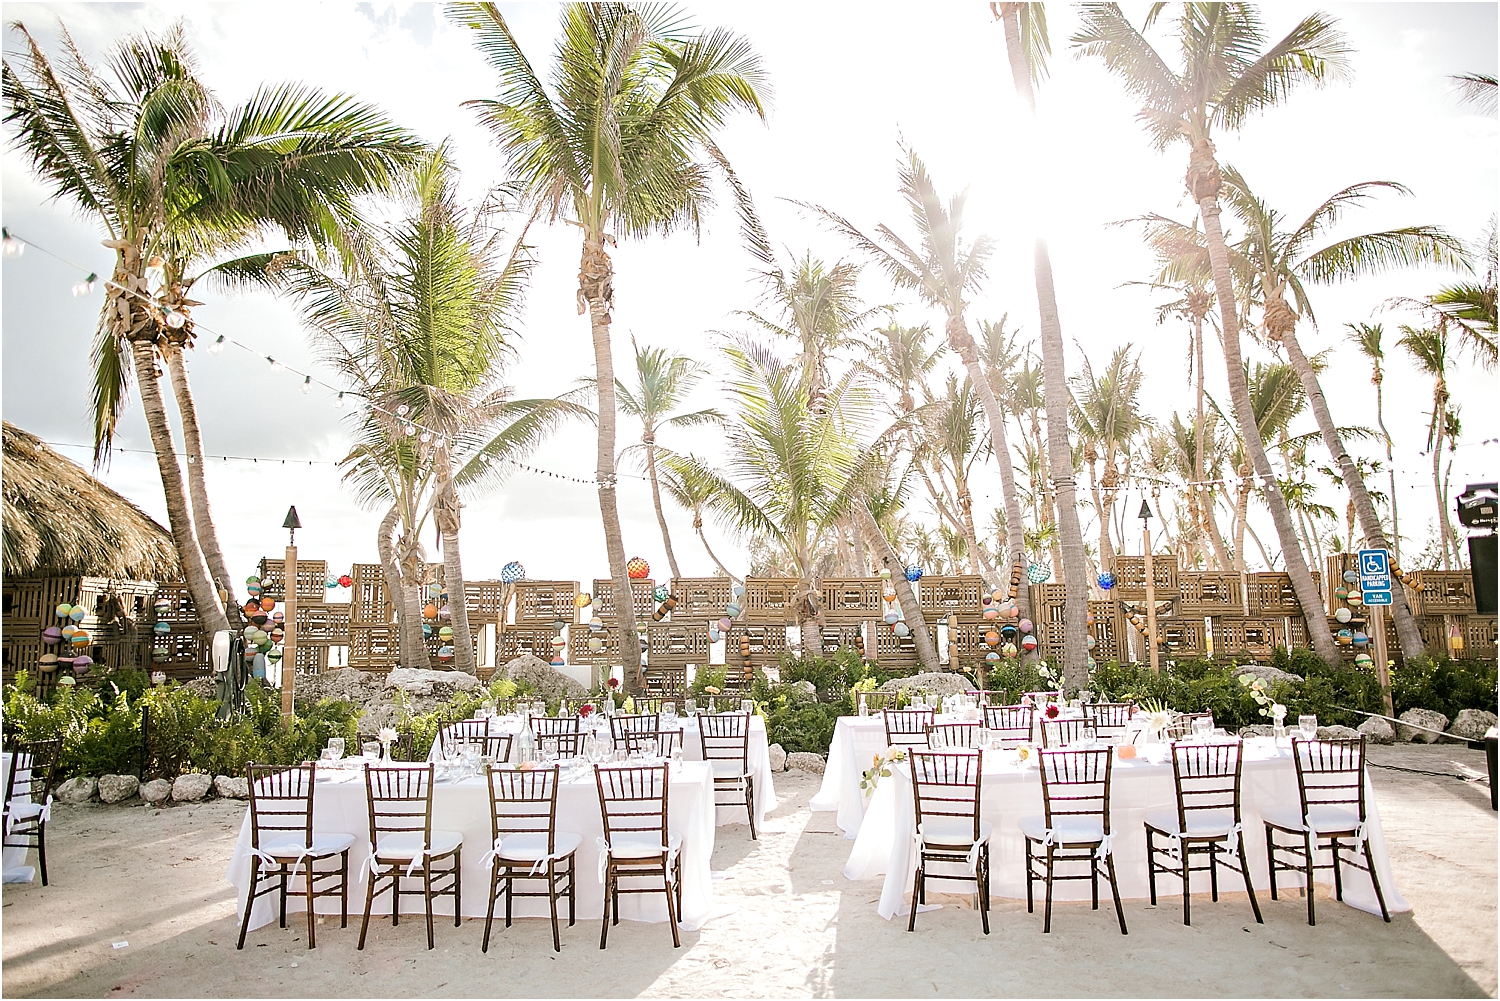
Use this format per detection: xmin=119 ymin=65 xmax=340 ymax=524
xmin=809 ymin=716 xmax=894 ymax=838
xmin=226 ymin=761 xmax=718 ymax=933
xmin=2 ymin=752 xmax=36 ymax=883
xmin=843 ymin=740 xmax=1410 ymax=921
xmin=431 ymin=716 xmax=777 ymax=828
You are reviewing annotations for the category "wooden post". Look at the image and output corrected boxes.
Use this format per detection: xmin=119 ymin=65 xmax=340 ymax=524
xmin=1371 ymin=602 xmax=1394 ymax=717
xmin=281 ymin=544 xmax=298 ymax=717
xmin=1144 ymin=524 xmax=1161 ymax=674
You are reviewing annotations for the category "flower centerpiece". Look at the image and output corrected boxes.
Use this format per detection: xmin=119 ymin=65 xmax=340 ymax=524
xmin=580 ymin=703 xmax=595 ymax=719
xmin=1043 ymin=703 xmax=1061 ymax=720
xmin=1238 ymin=673 xmax=1287 ymax=737
xmin=377 ymin=726 xmax=397 ymax=762
xmin=860 ymin=746 xmax=906 ymax=795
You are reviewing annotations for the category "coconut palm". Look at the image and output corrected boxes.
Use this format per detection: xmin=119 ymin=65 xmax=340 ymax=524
xmin=1398 ymin=325 xmax=1462 ymax=570
xmin=274 ymin=150 xmax=587 ymax=672
xmin=451 ymin=1 xmax=767 ymax=690
xmin=1454 ymin=71 xmax=1498 ymax=115
xmin=1401 ymin=217 xmax=1497 ymax=369
xmin=917 ymin=374 xmax=993 ymax=578
xmin=803 ymin=147 xmax=1033 ymax=619
xmin=3 ymin=21 xmax=423 ymax=636
xmin=1070 ymin=345 xmax=1149 ymax=570
xmin=613 ymin=340 xmax=722 ymax=582
xmin=1073 ymin=2 xmax=1350 ymax=663
xmin=1222 ymin=169 xmax=1463 ymax=659
xmin=1346 ymin=322 xmax=1402 ymax=561
xmin=992 ymin=0 xmax=1092 ymax=687
xmin=659 ymin=455 xmax=738 ymax=581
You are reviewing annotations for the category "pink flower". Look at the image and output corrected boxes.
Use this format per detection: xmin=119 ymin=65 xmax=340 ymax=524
xmin=580 ymin=704 xmax=595 ymax=718
xmin=607 ymin=677 xmax=620 ymax=690
xmin=1044 ymin=704 xmax=1060 ymax=720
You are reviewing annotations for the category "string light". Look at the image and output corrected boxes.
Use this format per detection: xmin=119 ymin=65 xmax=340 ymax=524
xmin=71 ymin=272 xmax=97 ymax=297
xmin=267 ymin=356 xmax=284 ymax=372
xmin=208 ymin=335 xmax=226 ymax=355
xmin=334 ymin=391 xmax=345 ymax=408
xmin=2 ymin=228 xmax=24 ymax=257
xmin=300 ymin=375 xmax=312 ymax=394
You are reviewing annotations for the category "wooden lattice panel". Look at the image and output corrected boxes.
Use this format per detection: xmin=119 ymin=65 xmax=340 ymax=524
xmin=496 ymin=626 xmax=557 ymax=663
xmin=514 ymin=581 xmax=579 ymax=624
xmin=464 ymin=581 xmax=508 ymax=623
xmin=814 ymin=623 xmax=864 ymax=656
xmin=1158 ymin=619 xmax=1206 ymax=657
xmin=646 ymin=621 xmax=711 ymax=667
xmin=728 ymin=623 xmax=788 ymax=669
xmin=293 ymin=644 xmax=329 ymax=674
xmin=592 ymin=579 xmax=656 ymax=621
xmin=668 ymin=578 xmax=734 ymax=618
xmin=1246 ymin=572 xmax=1319 ymax=616
xmin=1211 ymin=617 xmax=1287 ymax=659
xmin=1031 ymin=583 xmax=1066 ymax=623
xmin=1463 ymin=614 xmax=1498 ymax=656
xmin=819 ymin=578 xmax=884 ymax=623
xmin=920 ymin=575 xmax=985 ymax=617
xmin=257 ymin=559 xmax=329 ymax=603
xmin=1410 ymin=571 xmax=1477 ymax=615
xmin=349 ymin=564 xmax=392 ymax=623
xmin=872 ymin=624 xmax=923 ymax=672
xmin=426 ymin=626 xmax=484 ymax=663
xmin=568 ymin=625 xmax=623 ymax=665
xmin=1176 ymin=572 xmax=1244 ymax=616
xmin=294 ymin=603 xmax=350 ymax=645
xmin=1089 ymin=600 xmax=1124 ymax=661
xmin=349 ymin=623 xmax=400 ymax=669
xmin=742 ymin=578 xmax=800 ymax=622
xmin=1326 ymin=554 xmax=1355 ymax=615
xmin=147 ymin=629 xmax=207 ymax=668
xmin=642 ymin=668 xmax=689 ymax=698
xmin=149 ymin=582 xmax=201 ymax=627
xmin=1109 ymin=556 xmax=1180 ymax=598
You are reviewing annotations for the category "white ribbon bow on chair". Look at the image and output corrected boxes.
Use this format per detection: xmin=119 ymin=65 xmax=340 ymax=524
xmin=912 ymin=823 xmax=986 ymax=875
xmin=483 ymin=836 xmax=570 ymax=877
xmin=596 ymin=837 xmax=676 ymax=884
xmin=248 ymin=845 xmax=314 ymax=881
xmin=1307 ymin=815 xmax=1367 ymax=850
xmin=5 ymin=795 xmax=51 ymax=837
xmin=360 ymin=842 xmax=433 ymax=883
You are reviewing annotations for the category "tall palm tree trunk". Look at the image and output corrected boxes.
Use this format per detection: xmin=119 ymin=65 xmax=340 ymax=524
xmin=434 ymin=453 xmax=476 ymax=675
xmin=377 ymin=504 xmax=421 ymax=666
xmin=1232 ymin=475 xmax=1252 ymax=573
xmin=693 ymin=513 xmax=738 ymax=582
xmin=854 ymin=500 xmax=938 ymax=672
xmin=643 ymin=436 xmax=682 ymax=581
xmin=581 ymin=238 xmax=643 ymax=690
xmin=1430 ymin=402 xmax=1450 ymax=569
xmin=956 ymin=478 xmax=986 ymax=578
xmin=1372 ymin=371 xmax=1400 ymax=563
xmin=1189 ymin=142 xmax=1339 ymax=663
xmin=162 ymin=344 xmax=240 ymax=627
xmin=998 ymin=3 xmax=1090 ymax=689
xmin=129 ymin=339 xmax=229 ymax=635
xmin=947 ymin=314 xmax=1030 ymax=620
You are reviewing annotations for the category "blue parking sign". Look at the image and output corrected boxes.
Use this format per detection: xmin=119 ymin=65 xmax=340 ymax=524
xmin=1358 ymin=548 xmax=1391 ymax=593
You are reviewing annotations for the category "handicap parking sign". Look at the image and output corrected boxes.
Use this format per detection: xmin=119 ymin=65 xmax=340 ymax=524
xmin=1358 ymin=548 xmax=1391 ymax=593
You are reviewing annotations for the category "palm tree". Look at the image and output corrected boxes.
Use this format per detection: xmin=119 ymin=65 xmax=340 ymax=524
xmin=992 ymin=0 xmax=1092 ymax=688
xmin=4 ymin=21 xmax=423 ymax=636
xmin=1070 ymin=345 xmax=1149 ymax=571
xmin=1454 ymin=71 xmax=1498 ymax=115
xmin=1398 ymin=325 xmax=1461 ymax=570
xmin=659 ymin=455 xmax=738 ymax=581
xmin=1073 ymin=2 xmax=1350 ymax=664
xmin=803 ymin=147 xmax=1033 ymax=619
xmin=1400 ymin=217 xmax=1498 ymax=369
xmin=918 ymin=374 xmax=992 ymax=578
xmin=1346 ymin=322 xmax=1402 ymax=561
xmin=1222 ymin=169 xmax=1463 ymax=659
xmin=450 ymin=1 xmax=767 ymax=690
xmin=274 ymin=150 xmax=586 ymax=672
xmin=613 ymin=340 xmax=722 ymax=582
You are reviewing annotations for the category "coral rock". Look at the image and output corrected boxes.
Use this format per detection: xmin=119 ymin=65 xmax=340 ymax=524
xmin=97 ymin=774 xmax=139 ymax=804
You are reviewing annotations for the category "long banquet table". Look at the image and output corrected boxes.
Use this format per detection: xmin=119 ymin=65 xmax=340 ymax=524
xmin=842 ymin=739 xmax=1411 ymax=921
xmin=431 ymin=714 xmax=778 ymax=828
xmin=809 ymin=715 xmax=893 ymax=838
xmin=226 ymin=760 xmax=718 ymax=934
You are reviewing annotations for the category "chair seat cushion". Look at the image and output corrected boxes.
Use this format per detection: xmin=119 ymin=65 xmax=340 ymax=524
xmin=1020 ymin=815 xmax=1105 ymax=844
xmin=1263 ymin=804 xmax=1364 ymax=835
xmin=260 ymin=832 xmax=357 ymax=858
xmin=607 ymin=832 xmax=681 ymax=860
xmin=7 ymin=801 xmax=43 ymax=822
xmin=1144 ymin=808 xmax=1237 ymax=838
xmin=496 ymin=831 xmax=582 ymax=862
xmin=708 ymin=760 xmax=749 ymax=780
xmin=374 ymin=830 xmax=463 ymax=859
xmin=919 ymin=817 xmax=993 ymax=848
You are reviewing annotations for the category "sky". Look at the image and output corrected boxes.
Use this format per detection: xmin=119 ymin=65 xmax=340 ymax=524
xmin=2 ymin=1 xmax=1496 ymax=596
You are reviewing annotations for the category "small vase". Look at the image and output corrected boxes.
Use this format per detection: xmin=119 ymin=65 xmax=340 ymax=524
xmin=380 ymin=741 xmax=392 ymax=763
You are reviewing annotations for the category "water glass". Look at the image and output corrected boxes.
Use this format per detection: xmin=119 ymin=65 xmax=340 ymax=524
xmin=326 ymin=737 xmax=345 ymax=761
xmin=541 ymin=737 xmax=559 ymax=763
xmin=684 ymin=698 xmax=697 ymax=717
xmin=1298 ymin=715 xmax=1318 ymax=740
xmin=663 ymin=702 xmax=678 ymax=725
xmin=319 ymin=748 xmax=336 ymax=763
xmin=644 ymin=737 xmax=660 ymax=760
xmin=1192 ymin=717 xmax=1213 ymax=741
xmin=362 ymin=740 xmax=381 ymax=761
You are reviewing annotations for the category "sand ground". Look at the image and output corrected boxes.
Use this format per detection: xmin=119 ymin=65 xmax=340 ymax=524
xmin=2 ymin=743 xmax=1494 ymax=998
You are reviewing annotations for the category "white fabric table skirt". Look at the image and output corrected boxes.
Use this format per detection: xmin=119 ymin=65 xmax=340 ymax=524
xmin=1 ymin=752 xmax=36 ymax=883
xmin=843 ymin=739 xmax=1411 ymax=921
xmin=430 ymin=716 xmax=777 ymax=827
xmin=226 ymin=761 xmax=718 ymax=933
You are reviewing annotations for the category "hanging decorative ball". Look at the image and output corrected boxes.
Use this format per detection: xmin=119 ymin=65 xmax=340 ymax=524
xmin=153 ymin=647 xmax=170 ymax=662
xmin=878 ymin=568 xmax=892 ymax=580
xmin=576 ymin=592 xmax=593 ymax=608
xmin=904 ymin=565 xmax=924 ymax=582
xmin=338 ymin=574 xmax=353 ymax=588
xmin=246 ymin=582 xmax=262 ymax=597
xmin=550 ymin=636 xmax=567 ymax=650
xmin=1087 ymin=635 xmax=1097 ymax=649
xmin=1097 ymin=572 xmax=1116 ymax=590
xmin=982 ymin=606 xmax=999 ymax=620
xmin=1334 ymin=607 xmax=1352 ymax=624
xmin=439 ymin=625 xmax=454 ymax=640
xmin=56 ymin=603 xmax=73 ymax=618
xmin=427 ymin=583 xmax=443 ymax=598
xmin=149 ymin=670 xmax=166 ymax=685
xmin=1022 ymin=634 xmax=1039 ymax=653
xmin=68 ymin=605 xmax=86 ymax=622
xmin=984 ymin=629 xmax=1001 ymax=646
xmin=1027 ymin=563 xmax=1051 ymax=584
xmin=1449 ymin=629 xmax=1464 ymax=652
xmin=1352 ymin=631 xmax=1369 ymax=647
xmin=423 ymin=603 xmax=438 ymax=620
xmin=73 ymin=660 xmax=90 ymax=677
xmin=732 ymin=584 xmax=746 ymax=598
xmin=1002 ymin=642 xmax=1018 ymax=658
xmin=245 ymin=575 xmax=261 ymax=587
xmin=588 ymin=637 xmax=605 ymax=653
xmin=259 ymin=596 xmax=275 ymax=612
xmin=422 ymin=623 xmax=432 ymax=638
xmin=550 ymin=652 xmax=566 ymax=667
xmin=71 ymin=630 xmax=90 ymax=646
xmin=726 ymin=602 xmax=742 ymax=618
xmin=589 ymin=616 xmax=604 ymax=632
xmin=718 ymin=616 xmax=733 ymax=632
xmin=1336 ymin=628 xmax=1353 ymax=645
xmin=437 ymin=645 xmax=455 ymax=661
xmin=1347 ymin=592 xmax=1363 ymax=607
xmin=1354 ymin=652 xmax=1373 ymax=669
xmin=652 ymin=585 xmax=670 ymax=602
xmin=42 ymin=626 xmax=61 ymax=644
xmin=1000 ymin=623 xmax=1019 ymax=640
xmin=61 ymin=625 xmax=77 ymax=640
xmin=708 ymin=626 xmax=721 ymax=642
xmin=1334 ymin=585 xmax=1349 ymax=601
xmin=267 ymin=647 xmax=283 ymax=663
xmin=626 ymin=557 xmax=650 ymax=579
xmin=893 ymin=622 xmax=911 ymax=638
xmin=999 ymin=600 xmax=1018 ymax=620
xmin=153 ymin=621 xmax=171 ymax=635
xmin=985 ymin=650 xmax=1000 ymax=662
xmin=270 ymin=627 xmax=284 ymax=643
xmin=1343 ymin=569 xmax=1360 ymax=584
xmin=1019 ymin=618 xmax=1033 ymax=635
xmin=437 ymin=605 xmax=452 ymax=621
xmin=884 ymin=611 xmax=899 ymax=625
xmin=500 ymin=561 xmax=526 ymax=584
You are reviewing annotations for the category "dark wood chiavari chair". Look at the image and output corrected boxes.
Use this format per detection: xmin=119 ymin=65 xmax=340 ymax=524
xmin=883 ymin=708 xmax=935 ymax=748
xmin=483 ymin=764 xmax=581 ymax=953
xmin=2 ymin=738 xmax=60 ymax=886
xmin=480 ymin=733 xmax=514 ymax=764
xmin=1040 ymin=717 xmax=1091 ymax=749
xmin=1022 ymin=747 xmax=1127 ymax=934
xmin=436 ymin=719 xmax=491 ymax=758
xmin=655 ymin=728 xmax=684 ymax=759
xmin=983 ymin=704 xmax=1034 ymax=747
xmin=907 ymin=750 xmax=990 ymax=934
xmin=595 ymin=764 xmax=682 ymax=948
xmin=1146 ymin=740 xmax=1262 ymax=926
xmin=610 ymin=713 xmax=662 ymax=755
xmin=965 ymin=689 xmax=1010 ymax=706
xmin=856 ymin=690 xmax=897 ymax=715
xmin=1264 ymin=736 xmax=1389 ymax=925
xmin=698 ymin=713 xmax=756 ymax=838
xmin=236 ymin=763 xmax=354 ymax=949
xmin=1023 ymin=690 xmax=1064 ymax=705
xmin=531 ymin=716 xmax=583 ymax=757
xmin=927 ymin=721 xmax=982 ymax=749
xmin=1085 ymin=702 xmax=1135 ymax=742
xmin=358 ymin=763 xmax=463 ymax=950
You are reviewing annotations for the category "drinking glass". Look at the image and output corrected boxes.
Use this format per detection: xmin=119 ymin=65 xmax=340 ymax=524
xmin=740 ymin=699 xmax=755 ymax=714
xmin=644 ymin=737 xmax=660 ymax=760
xmin=663 ymin=702 xmax=678 ymax=725
xmin=362 ymin=741 xmax=381 ymax=761
xmin=684 ymin=698 xmax=697 ymax=718
xmin=1298 ymin=715 xmax=1318 ymax=740
xmin=1192 ymin=717 xmax=1213 ymax=741
xmin=1081 ymin=727 xmax=1098 ymax=747
xmin=319 ymin=748 xmax=335 ymax=763
xmin=326 ymin=737 xmax=345 ymax=761
xmin=541 ymin=737 xmax=559 ymax=763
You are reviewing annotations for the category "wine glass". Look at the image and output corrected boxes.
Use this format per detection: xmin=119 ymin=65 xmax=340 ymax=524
xmin=740 ymin=699 xmax=755 ymax=714
xmin=1298 ymin=714 xmax=1318 ymax=741
xmin=1192 ymin=716 xmax=1213 ymax=742
xmin=326 ymin=737 xmax=345 ymax=762
xmin=662 ymin=702 xmax=678 ymax=725
xmin=684 ymin=697 xmax=697 ymax=718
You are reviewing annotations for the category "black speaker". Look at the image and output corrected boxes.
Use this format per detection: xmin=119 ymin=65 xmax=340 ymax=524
xmin=1470 ymin=533 xmax=1498 ymax=616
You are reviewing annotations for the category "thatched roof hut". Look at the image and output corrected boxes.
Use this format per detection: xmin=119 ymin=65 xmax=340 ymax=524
xmin=2 ymin=421 xmax=178 ymax=580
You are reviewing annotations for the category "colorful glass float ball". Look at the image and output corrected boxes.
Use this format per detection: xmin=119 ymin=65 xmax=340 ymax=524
xmin=1019 ymin=618 xmax=1033 ymax=635
xmin=1336 ymin=628 xmax=1353 ymax=645
xmin=437 ymin=605 xmax=452 ymax=621
xmin=1334 ymin=607 xmax=1352 ymax=624
xmin=626 ymin=557 xmax=650 ymax=579
xmin=718 ymin=616 xmax=733 ymax=632
xmin=1021 ymin=635 xmax=1039 ymax=652
xmin=588 ymin=637 xmax=604 ymax=653
xmin=985 ymin=651 xmax=1000 ymax=662
xmin=1352 ymin=631 xmax=1369 ymax=647
xmin=1097 ymin=573 xmax=1116 ymax=590
xmin=56 ymin=603 xmax=74 ymax=618
xmin=1354 ymin=652 xmax=1373 ymax=668
xmin=904 ymin=566 xmax=923 ymax=582
xmin=153 ymin=621 xmax=171 ymax=635
xmin=884 ymin=611 xmax=899 ymax=625
xmin=893 ymin=622 xmax=911 ymax=638
xmin=68 ymin=606 xmax=86 ymax=622
xmin=437 ymin=645 xmax=454 ymax=661
xmin=246 ymin=583 xmax=262 ymax=597
xmin=652 ymin=585 xmax=670 ymax=602
xmin=501 ymin=561 xmax=526 ymax=583
xmin=1347 ymin=592 xmax=1363 ymax=606
xmin=1002 ymin=643 xmax=1018 ymax=658
xmin=439 ymin=625 xmax=454 ymax=640
xmin=423 ymin=604 xmax=438 ymax=620
xmin=42 ymin=626 xmax=61 ymax=644
xmin=1087 ymin=635 xmax=1097 ymax=649
xmin=878 ymin=568 xmax=892 ymax=580
xmin=339 ymin=574 xmax=353 ymax=588
xmin=983 ymin=607 xmax=999 ymax=620
xmin=1027 ymin=563 xmax=1050 ymax=584
xmin=576 ymin=593 xmax=593 ymax=608
xmin=259 ymin=597 xmax=275 ymax=612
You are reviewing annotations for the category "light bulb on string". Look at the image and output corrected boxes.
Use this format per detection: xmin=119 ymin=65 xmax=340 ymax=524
xmin=207 ymin=335 xmax=226 ymax=355
xmin=1 ymin=228 xmax=24 ymax=257
xmin=334 ymin=392 xmax=345 ymax=409
xmin=268 ymin=356 xmax=284 ymax=372
xmin=404 ymin=424 xmax=417 ymax=436
xmin=300 ymin=376 xmax=312 ymax=395
xmin=71 ymin=272 xmax=97 ymax=297
xmin=419 ymin=431 xmax=432 ymax=444
xmin=396 ymin=403 xmax=410 ymax=416
xmin=163 ymin=308 xmax=186 ymax=329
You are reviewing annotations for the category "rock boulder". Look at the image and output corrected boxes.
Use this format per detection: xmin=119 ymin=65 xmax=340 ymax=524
xmin=1235 ymin=664 xmax=1304 ymax=685
xmin=139 ymin=778 xmax=172 ymax=805
xmin=1315 ymin=724 xmax=1362 ymax=740
xmin=385 ymin=667 xmax=480 ymax=697
xmin=877 ymin=672 xmax=971 ymax=698
xmin=214 ymin=775 xmax=250 ymax=800
xmin=1237 ymin=725 xmax=1276 ymax=738
xmin=97 ymin=774 xmax=139 ymax=804
xmin=768 ymin=743 xmax=787 ymax=772
xmin=1357 ymin=716 xmax=1396 ymax=744
xmin=500 ymin=654 xmax=587 ymax=704
xmin=170 ymin=772 xmax=213 ymax=803
xmin=786 ymin=752 xmax=826 ymax=774
xmin=54 ymin=776 xmax=96 ymax=804
xmin=1396 ymin=709 xmax=1450 ymax=743
xmin=1449 ymin=709 xmax=1498 ymax=741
